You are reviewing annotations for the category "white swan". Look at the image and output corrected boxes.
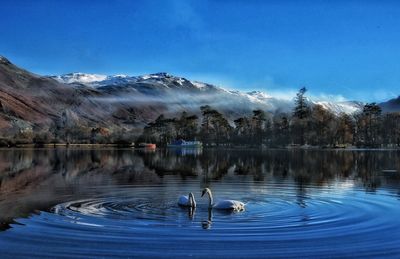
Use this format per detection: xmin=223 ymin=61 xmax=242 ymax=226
xmin=201 ymin=188 xmax=245 ymax=211
xmin=178 ymin=192 xmax=196 ymax=208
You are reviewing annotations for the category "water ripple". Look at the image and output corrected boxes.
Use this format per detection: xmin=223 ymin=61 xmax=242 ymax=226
xmin=1 ymin=182 xmax=400 ymax=258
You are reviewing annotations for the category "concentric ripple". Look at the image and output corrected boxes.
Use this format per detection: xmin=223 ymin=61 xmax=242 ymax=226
xmin=54 ymin=197 xmax=181 ymax=221
xmin=1 ymin=180 xmax=399 ymax=258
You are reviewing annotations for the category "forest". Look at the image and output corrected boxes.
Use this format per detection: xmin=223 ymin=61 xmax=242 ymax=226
xmin=139 ymin=88 xmax=400 ymax=148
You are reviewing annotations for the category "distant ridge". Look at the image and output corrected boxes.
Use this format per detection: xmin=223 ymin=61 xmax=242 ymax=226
xmin=50 ymin=71 xmax=365 ymax=115
xmin=0 ymin=55 xmax=397 ymax=140
xmin=379 ymin=96 xmax=400 ymax=112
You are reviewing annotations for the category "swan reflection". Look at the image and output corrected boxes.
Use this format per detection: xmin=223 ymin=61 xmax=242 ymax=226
xmin=201 ymin=208 xmax=213 ymax=229
xmin=188 ymin=206 xmax=196 ymax=220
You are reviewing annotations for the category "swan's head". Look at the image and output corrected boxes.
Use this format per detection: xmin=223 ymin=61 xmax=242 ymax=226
xmin=189 ymin=192 xmax=195 ymax=199
xmin=201 ymin=188 xmax=211 ymax=197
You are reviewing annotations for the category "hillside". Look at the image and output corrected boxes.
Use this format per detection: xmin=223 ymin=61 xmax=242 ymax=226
xmin=1 ymin=55 xmax=393 ymax=144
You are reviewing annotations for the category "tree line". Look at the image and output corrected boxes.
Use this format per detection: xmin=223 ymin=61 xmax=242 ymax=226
xmin=139 ymin=87 xmax=400 ymax=148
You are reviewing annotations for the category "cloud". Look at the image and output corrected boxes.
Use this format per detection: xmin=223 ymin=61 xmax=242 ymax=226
xmin=308 ymin=93 xmax=347 ymax=102
xmin=246 ymin=75 xmax=349 ymax=102
xmin=89 ymin=86 xmax=290 ymax=119
xmin=370 ymin=90 xmax=397 ymax=102
xmin=251 ymin=89 xmax=347 ymax=103
xmin=264 ymin=89 xmax=297 ymax=101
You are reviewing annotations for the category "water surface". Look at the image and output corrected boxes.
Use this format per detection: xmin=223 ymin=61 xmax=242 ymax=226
xmin=0 ymin=148 xmax=399 ymax=258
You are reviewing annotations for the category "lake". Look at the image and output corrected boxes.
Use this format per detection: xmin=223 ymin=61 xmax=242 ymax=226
xmin=0 ymin=148 xmax=399 ymax=258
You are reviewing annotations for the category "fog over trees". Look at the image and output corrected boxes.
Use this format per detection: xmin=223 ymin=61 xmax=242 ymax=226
xmin=4 ymin=87 xmax=398 ymax=148
xmin=141 ymin=88 xmax=400 ymax=148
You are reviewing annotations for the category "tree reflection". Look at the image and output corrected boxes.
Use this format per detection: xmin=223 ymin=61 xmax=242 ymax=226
xmin=0 ymin=148 xmax=399 ymax=230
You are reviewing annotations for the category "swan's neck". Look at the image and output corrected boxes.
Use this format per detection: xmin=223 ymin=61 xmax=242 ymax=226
xmin=207 ymin=190 xmax=213 ymax=208
xmin=190 ymin=195 xmax=196 ymax=207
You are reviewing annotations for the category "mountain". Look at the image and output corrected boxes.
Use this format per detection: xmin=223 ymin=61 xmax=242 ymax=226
xmin=50 ymin=72 xmax=295 ymax=116
xmin=313 ymin=101 xmax=364 ymax=115
xmin=0 ymin=57 xmax=165 ymax=138
xmin=51 ymin=71 xmax=364 ymax=115
xmin=0 ymin=55 xmax=371 ymax=141
xmin=379 ymin=96 xmax=400 ymax=112
xmin=50 ymin=73 xmax=137 ymax=87
xmin=0 ymin=56 xmax=79 ymax=132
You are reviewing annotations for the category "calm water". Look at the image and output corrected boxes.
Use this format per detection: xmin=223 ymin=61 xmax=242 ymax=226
xmin=0 ymin=148 xmax=399 ymax=258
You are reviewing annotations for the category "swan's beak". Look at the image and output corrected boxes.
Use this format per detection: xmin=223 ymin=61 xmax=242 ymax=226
xmin=201 ymin=190 xmax=205 ymax=197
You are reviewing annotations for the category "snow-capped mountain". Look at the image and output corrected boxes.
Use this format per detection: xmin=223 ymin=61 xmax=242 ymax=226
xmin=2 ymin=55 xmax=398 ymax=141
xmin=50 ymin=72 xmax=362 ymax=115
xmin=51 ymin=72 xmax=217 ymax=90
xmin=51 ymin=72 xmax=108 ymax=84
xmin=50 ymin=73 xmax=137 ymax=87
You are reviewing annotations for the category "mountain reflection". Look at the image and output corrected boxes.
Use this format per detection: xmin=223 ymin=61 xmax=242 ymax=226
xmin=0 ymin=148 xmax=399 ymax=230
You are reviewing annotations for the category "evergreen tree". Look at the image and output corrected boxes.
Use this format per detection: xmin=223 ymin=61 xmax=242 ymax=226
xmin=291 ymin=87 xmax=311 ymax=145
xmin=355 ymin=103 xmax=382 ymax=147
xmin=335 ymin=113 xmax=355 ymax=146
xmin=233 ymin=117 xmax=251 ymax=145
xmin=251 ymin=109 xmax=267 ymax=145
xmin=293 ymin=87 xmax=310 ymax=119
xmin=272 ymin=114 xmax=290 ymax=147
xmin=382 ymin=113 xmax=400 ymax=146
xmin=175 ymin=111 xmax=199 ymax=140
xmin=309 ymin=104 xmax=335 ymax=146
xmin=200 ymin=105 xmax=232 ymax=146
xmin=140 ymin=114 xmax=177 ymax=146
xmin=139 ymin=100 xmax=400 ymax=149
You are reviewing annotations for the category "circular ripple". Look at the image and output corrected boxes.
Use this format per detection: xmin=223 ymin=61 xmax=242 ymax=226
xmin=2 ymin=183 xmax=400 ymax=258
xmin=52 ymin=197 xmax=182 ymax=221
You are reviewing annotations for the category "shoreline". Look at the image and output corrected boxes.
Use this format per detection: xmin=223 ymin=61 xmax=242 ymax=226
xmin=0 ymin=143 xmax=399 ymax=151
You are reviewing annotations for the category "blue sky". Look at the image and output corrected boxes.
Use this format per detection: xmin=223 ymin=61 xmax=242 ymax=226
xmin=0 ymin=0 xmax=399 ymax=102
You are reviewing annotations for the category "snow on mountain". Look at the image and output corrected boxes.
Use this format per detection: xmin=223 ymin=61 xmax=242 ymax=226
xmin=245 ymin=91 xmax=272 ymax=103
xmin=136 ymin=73 xmax=213 ymax=91
xmin=50 ymin=72 xmax=363 ymax=115
xmin=52 ymin=73 xmax=108 ymax=84
xmin=97 ymin=75 xmax=138 ymax=86
xmin=191 ymin=81 xmax=208 ymax=89
xmin=50 ymin=73 xmax=138 ymax=87
xmin=139 ymin=72 xmax=171 ymax=80
xmin=314 ymin=101 xmax=364 ymax=115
